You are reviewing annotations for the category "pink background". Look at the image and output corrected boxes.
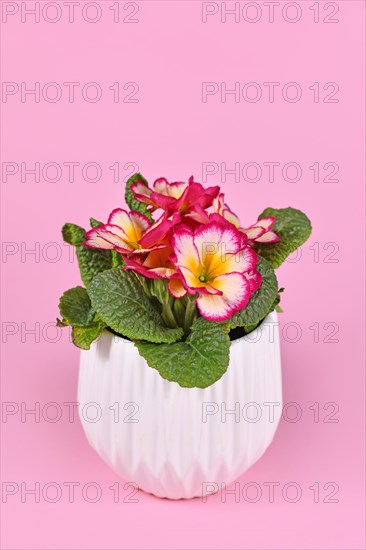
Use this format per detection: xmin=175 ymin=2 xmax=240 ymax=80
xmin=1 ymin=1 xmax=365 ymax=549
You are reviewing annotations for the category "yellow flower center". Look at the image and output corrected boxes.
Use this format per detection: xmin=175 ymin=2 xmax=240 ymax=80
xmin=128 ymin=242 xmax=141 ymax=250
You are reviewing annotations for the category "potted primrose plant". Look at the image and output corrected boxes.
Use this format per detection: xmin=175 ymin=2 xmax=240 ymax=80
xmin=58 ymin=173 xmax=312 ymax=499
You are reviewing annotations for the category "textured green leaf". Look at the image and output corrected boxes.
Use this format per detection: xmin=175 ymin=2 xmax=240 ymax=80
xmin=71 ymin=318 xmax=105 ymax=350
xmin=136 ymin=317 xmax=230 ymax=388
xmin=125 ymin=172 xmax=153 ymax=221
xmin=76 ymin=246 xmax=113 ymax=287
xmin=62 ymin=223 xmax=85 ymax=245
xmin=88 ymin=268 xmax=183 ymax=343
xmin=256 ymin=207 xmax=312 ymax=268
xmin=59 ymin=286 xmax=95 ymax=327
xmin=230 ymin=257 xmax=278 ymax=329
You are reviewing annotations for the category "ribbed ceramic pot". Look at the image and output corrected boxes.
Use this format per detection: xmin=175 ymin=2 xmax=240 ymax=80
xmin=77 ymin=311 xmax=282 ymax=499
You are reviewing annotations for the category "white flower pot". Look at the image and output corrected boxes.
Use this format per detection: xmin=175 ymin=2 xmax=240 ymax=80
xmin=77 ymin=311 xmax=282 ymax=499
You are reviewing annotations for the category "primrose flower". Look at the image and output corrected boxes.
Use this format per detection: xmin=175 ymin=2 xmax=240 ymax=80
xmin=84 ymin=209 xmax=179 ymax=254
xmin=240 ymin=217 xmax=280 ymax=244
xmin=213 ymin=193 xmax=280 ymax=244
xmin=131 ymin=176 xmax=219 ymax=221
xmin=171 ymin=221 xmax=259 ymax=322
xmin=130 ymin=178 xmax=187 ymax=210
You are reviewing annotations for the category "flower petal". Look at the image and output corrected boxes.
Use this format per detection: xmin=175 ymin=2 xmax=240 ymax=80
xmin=195 ymin=221 xmax=242 ymax=255
xmin=108 ymin=209 xmax=150 ymax=243
xmin=222 ymin=207 xmax=241 ymax=227
xmin=143 ymin=246 xmax=173 ymax=269
xmin=124 ymin=257 xmax=175 ymax=279
xmin=168 ymin=278 xmax=187 ymax=298
xmin=84 ymin=225 xmax=132 ymax=252
xmin=245 ymin=269 xmax=262 ymax=292
xmin=255 ymin=217 xmax=275 ymax=230
xmin=171 ymin=226 xmax=200 ymax=275
xmin=212 ymin=193 xmax=225 ymax=213
xmin=83 ymin=229 xmax=115 ymax=250
xmin=196 ymin=273 xmax=251 ymax=321
xmin=149 ymin=191 xmax=178 ymax=211
xmin=184 ymin=204 xmax=210 ymax=224
xmin=139 ymin=212 xmax=179 ymax=248
xmin=153 ymin=178 xmax=188 ymax=199
xmin=207 ymin=245 xmax=257 ymax=279
xmin=130 ymin=182 xmax=155 ymax=206
xmin=193 ymin=222 xmax=243 ymax=277
xmin=255 ymin=230 xmax=280 ymax=243
xmin=240 ymin=226 xmax=265 ymax=240
xmin=183 ymin=181 xmax=219 ymax=211
xmin=152 ymin=178 xmax=168 ymax=195
xmin=169 ymin=181 xmax=189 ymax=199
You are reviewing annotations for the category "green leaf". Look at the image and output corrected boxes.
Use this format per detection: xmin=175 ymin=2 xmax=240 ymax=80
xmin=59 ymin=286 xmax=95 ymax=327
xmin=56 ymin=318 xmax=68 ymax=328
xmin=71 ymin=318 xmax=105 ymax=350
xmin=230 ymin=257 xmax=278 ymax=329
xmin=136 ymin=317 xmax=231 ymax=388
xmin=271 ymin=288 xmax=283 ymax=313
xmin=90 ymin=217 xmax=103 ymax=228
xmin=88 ymin=268 xmax=183 ymax=344
xmin=243 ymin=323 xmax=258 ymax=333
xmin=255 ymin=207 xmax=312 ymax=268
xmin=62 ymin=223 xmax=85 ymax=245
xmin=62 ymin=221 xmax=114 ymax=285
xmin=125 ymin=173 xmax=153 ymax=221
xmin=111 ymin=250 xmax=125 ymax=268
xmin=76 ymin=246 xmax=113 ymax=287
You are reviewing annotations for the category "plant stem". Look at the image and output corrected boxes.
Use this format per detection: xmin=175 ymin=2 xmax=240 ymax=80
xmin=173 ymin=298 xmax=186 ymax=328
xmin=161 ymin=302 xmax=178 ymax=328
xmin=184 ymin=297 xmax=197 ymax=335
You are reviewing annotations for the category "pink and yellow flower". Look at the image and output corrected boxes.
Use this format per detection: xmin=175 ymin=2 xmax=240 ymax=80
xmin=130 ymin=178 xmax=187 ymax=210
xmin=213 ymin=193 xmax=280 ymax=244
xmin=240 ymin=217 xmax=280 ymax=244
xmin=171 ymin=221 xmax=259 ymax=321
xmin=82 ymin=178 xmax=278 ymax=325
xmin=83 ymin=209 xmax=179 ymax=255
xmin=131 ymin=176 xmax=219 ymax=222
